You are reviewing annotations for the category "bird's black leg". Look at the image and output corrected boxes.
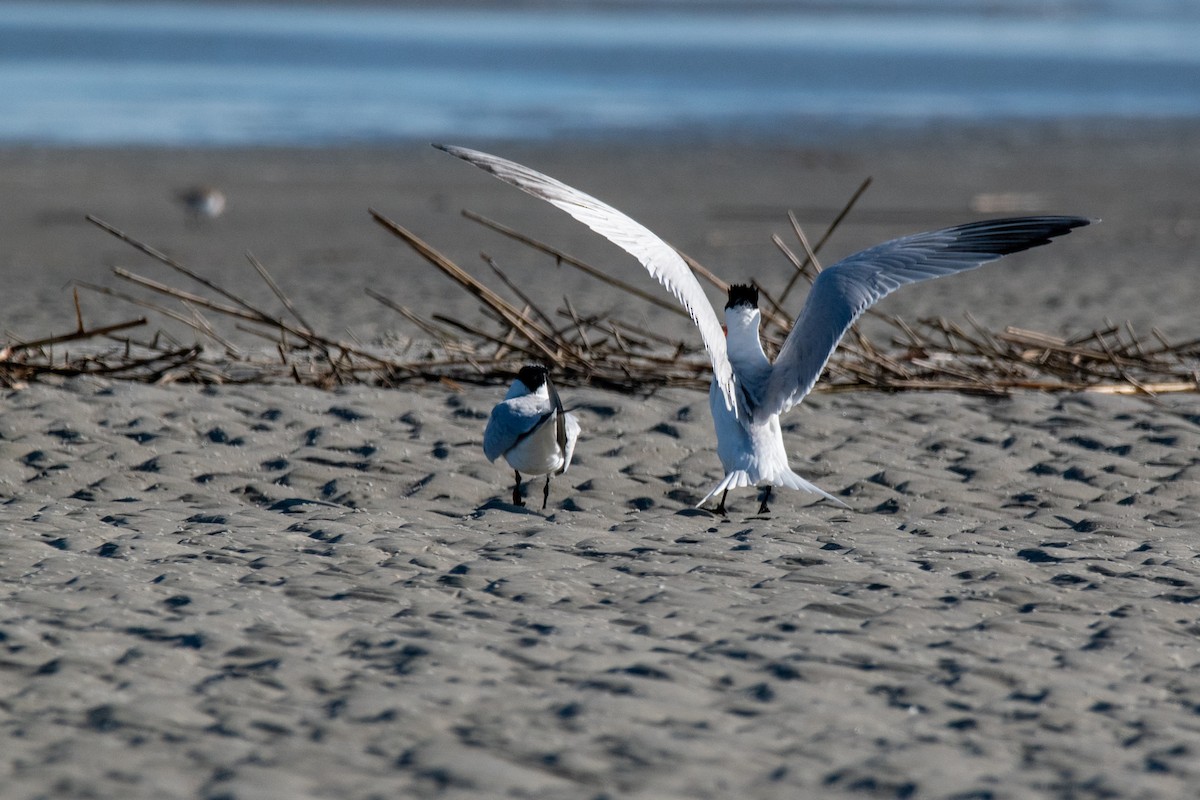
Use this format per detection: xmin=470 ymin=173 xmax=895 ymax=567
xmin=757 ymin=485 xmax=772 ymax=515
xmin=542 ymin=475 xmax=552 ymax=510
xmin=511 ymin=470 xmax=525 ymax=507
xmin=714 ymin=488 xmax=729 ymax=517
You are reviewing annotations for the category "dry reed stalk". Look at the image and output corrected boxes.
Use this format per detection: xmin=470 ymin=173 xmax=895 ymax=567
xmin=371 ymin=209 xmax=563 ymax=367
xmin=3 ymin=185 xmax=1195 ymax=399
xmin=482 ymin=254 xmax=562 ymax=339
xmin=461 ymin=209 xmax=688 ymax=318
xmin=0 ymin=317 xmax=146 ymax=360
xmin=776 ymin=176 xmax=872 ymax=307
xmin=246 ymin=251 xmax=317 ymax=335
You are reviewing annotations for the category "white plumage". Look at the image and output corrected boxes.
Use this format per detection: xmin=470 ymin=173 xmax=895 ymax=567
xmin=177 ymin=185 xmax=226 ymax=220
xmin=484 ymin=364 xmax=580 ymax=509
xmin=441 ymin=144 xmax=1091 ymax=514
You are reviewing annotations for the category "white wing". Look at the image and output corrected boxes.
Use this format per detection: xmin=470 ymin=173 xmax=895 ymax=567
xmin=483 ymin=400 xmax=551 ymax=462
xmin=436 ymin=144 xmax=739 ymax=415
xmin=758 ymin=216 xmax=1093 ymax=422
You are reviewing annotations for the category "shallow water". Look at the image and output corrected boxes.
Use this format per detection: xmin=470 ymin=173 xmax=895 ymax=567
xmin=4 ymin=0 xmax=1200 ymax=145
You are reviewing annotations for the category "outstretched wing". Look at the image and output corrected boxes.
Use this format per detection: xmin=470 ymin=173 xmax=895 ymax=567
xmin=758 ymin=216 xmax=1093 ymax=422
xmin=435 ymin=143 xmax=739 ymax=415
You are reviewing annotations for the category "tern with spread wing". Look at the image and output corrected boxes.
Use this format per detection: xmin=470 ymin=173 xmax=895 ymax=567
xmin=441 ymin=144 xmax=1091 ymax=514
xmin=484 ymin=363 xmax=581 ymax=509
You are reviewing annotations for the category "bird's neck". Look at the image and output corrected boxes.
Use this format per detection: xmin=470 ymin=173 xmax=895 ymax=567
xmin=725 ymin=311 xmax=771 ymax=373
xmin=506 ymin=382 xmax=548 ymax=401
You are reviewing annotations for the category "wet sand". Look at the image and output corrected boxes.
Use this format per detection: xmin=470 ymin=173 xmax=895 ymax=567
xmin=2 ymin=122 xmax=1200 ymax=799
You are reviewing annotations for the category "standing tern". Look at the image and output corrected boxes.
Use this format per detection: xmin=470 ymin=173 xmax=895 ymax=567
xmin=439 ymin=144 xmax=1092 ymax=514
xmin=484 ymin=363 xmax=581 ymax=509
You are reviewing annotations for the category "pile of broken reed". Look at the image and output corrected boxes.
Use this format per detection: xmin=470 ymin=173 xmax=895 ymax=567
xmin=1 ymin=184 xmax=1197 ymax=398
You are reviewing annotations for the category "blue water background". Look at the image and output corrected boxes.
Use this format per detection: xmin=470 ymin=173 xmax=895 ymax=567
xmin=3 ymin=1 xmax=1199 ymax=146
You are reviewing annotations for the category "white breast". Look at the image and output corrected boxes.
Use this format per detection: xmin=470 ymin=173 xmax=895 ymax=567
xmin=503 ymin=415 xmax=567 ymax=476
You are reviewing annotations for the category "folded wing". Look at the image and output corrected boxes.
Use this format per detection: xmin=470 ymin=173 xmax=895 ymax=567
xmin=483 ymin=403 xmax=553 ymax=462
xmin=758 ymin=216 xmax=1093 ymax=422
xmin=435 ymin=143 xmax=739 ymax=415
xmin=561 ymin=413 xmax=582 ymax=472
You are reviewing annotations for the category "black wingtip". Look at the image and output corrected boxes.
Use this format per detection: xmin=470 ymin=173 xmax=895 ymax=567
xmin=433 ymin=143 xmax=470 ymax=159
xmin=434 ymin=143 xmax=486 ymax=169
xmin=950 ymin=215 xmax=1094 ymax=256
xmin=1044 ymin=215 xmax=1093 ymax=238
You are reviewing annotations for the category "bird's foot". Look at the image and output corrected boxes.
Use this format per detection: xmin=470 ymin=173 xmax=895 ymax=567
xmin=511 ymin=472 xmax=525 ymax=507
xmin=756 ymin=486 xmax=772 ymax=515
xmin=712 ymin=487 xmax=730 ymax=517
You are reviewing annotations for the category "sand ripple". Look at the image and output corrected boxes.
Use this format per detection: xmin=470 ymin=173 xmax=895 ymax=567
xmin=2 ymin=377 xmax=1199 ymax=798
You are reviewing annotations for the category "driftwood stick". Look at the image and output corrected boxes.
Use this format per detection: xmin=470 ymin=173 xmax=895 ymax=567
xmin=111 ymin=267 xmax=389 ymax=365
xmin=777 ymin=176 xmax=872 ymax=307
xmin=73 ymin=288 xmax=85 ymax=332
xmin=3 ymin=196 xmax=1187 ymax=399
xmin=246 ymin=251 xmax=317 ymax=335
xmin=371 ymin=209 xmax=563 ymax=366
xmin=772 ymin=233 xmax=806 ymax=278
xmin=482 ymin=253 xmax=568 ymax=342
xmin=2 ymin=317 xmax=148 ymax=357
xmin=678 ymin=252 xmax=726 ymax=293
xmin=181 ymin=299 xmax=240 ymax=354
xmin=365 ymin=288 xmax=459 ymax=344
xmin=561 ymin=295 xmax=595 ymax=360
xmin=431 ymin=314 xmax=550 ymax=364
xmin=75 ymin=279 xmax=229 ymax=346
xmin=87 ymin=216 xmax=265 ymax=318
xmin=788 ymin=210 xmax=823 ymax=276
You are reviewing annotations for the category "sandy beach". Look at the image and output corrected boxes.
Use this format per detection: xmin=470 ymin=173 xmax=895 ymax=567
xmin=3 ymin=122 xmax=1200 ymax=799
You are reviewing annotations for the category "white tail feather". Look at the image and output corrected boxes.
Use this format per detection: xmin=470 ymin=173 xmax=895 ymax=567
xmin=698 ymin=469 xmax=849 ymax=510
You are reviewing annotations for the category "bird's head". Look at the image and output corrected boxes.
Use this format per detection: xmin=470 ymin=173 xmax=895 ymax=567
xmin=509 ymin=363 xmax=550 ymax=398
xmin=723 ymin=283 xmax=761 ymax=338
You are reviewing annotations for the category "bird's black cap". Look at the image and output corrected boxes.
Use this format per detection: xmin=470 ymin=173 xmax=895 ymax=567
xmin=725 ymin=283 xmax=759 ymax=310
xmin=516 ymin=363 xmax=549 ymax=391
